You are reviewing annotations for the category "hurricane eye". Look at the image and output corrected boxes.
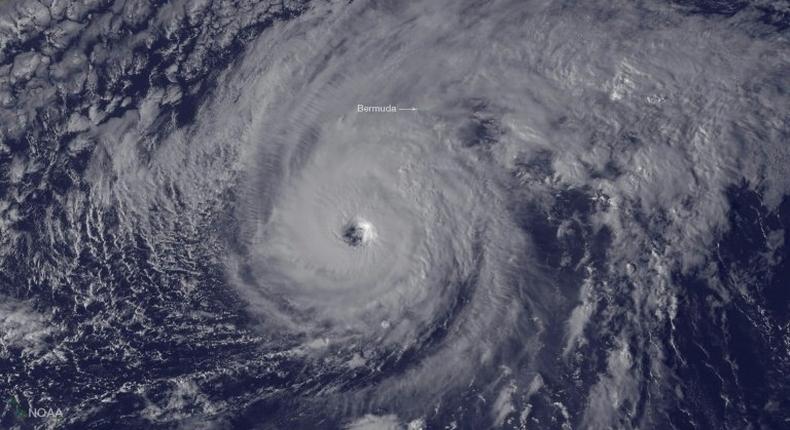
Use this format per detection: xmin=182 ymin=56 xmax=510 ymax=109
xmin=341 ymin=217 xmax=376 ymax=247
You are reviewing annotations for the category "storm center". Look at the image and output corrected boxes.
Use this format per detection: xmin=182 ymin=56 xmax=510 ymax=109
xmin=341 ymin=217 xmax=377 ymax=247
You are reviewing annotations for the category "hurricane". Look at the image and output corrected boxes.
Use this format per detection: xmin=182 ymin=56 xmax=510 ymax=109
xmin=213 ymin=11 xmax=544 ymax=414
xmin=1 ymin=0 xmax=788 ymax=429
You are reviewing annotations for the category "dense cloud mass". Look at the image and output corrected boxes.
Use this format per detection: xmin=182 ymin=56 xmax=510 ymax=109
xmin=0 ymin=0 xmax=788 ymax=429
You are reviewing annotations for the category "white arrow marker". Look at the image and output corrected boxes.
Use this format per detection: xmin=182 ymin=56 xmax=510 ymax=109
xmin=397 ymin=107 xmax=418 ymax=111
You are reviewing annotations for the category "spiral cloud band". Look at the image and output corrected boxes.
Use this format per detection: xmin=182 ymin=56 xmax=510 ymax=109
xmin=227 ymin=0 xmax=539 ymax=387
